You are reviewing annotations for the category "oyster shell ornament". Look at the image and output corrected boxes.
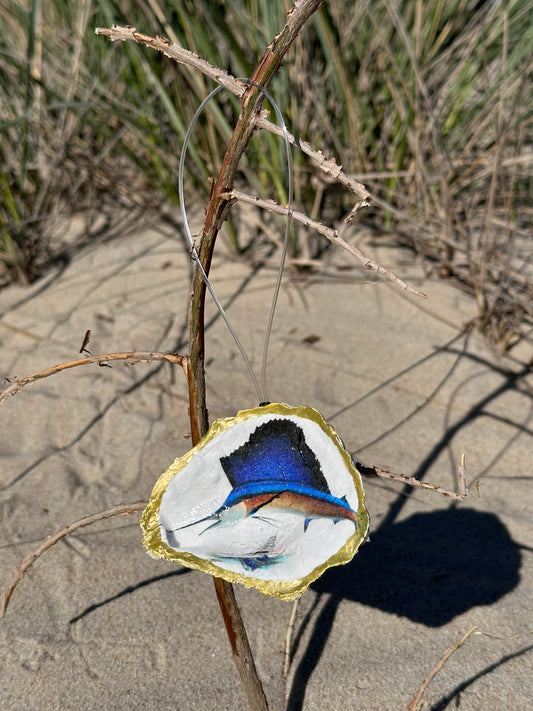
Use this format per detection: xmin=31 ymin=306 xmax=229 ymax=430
xmin=141 ymin=81 xmax=369 ymax=600
xmin=141 ymin=403 xmax=368 ymax=600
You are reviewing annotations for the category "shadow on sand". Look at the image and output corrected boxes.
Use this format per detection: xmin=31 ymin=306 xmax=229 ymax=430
xmin=312 ymin=507 xmax=521 ymax=626
xmin=284 ymin=507 xmax=522 ymax=711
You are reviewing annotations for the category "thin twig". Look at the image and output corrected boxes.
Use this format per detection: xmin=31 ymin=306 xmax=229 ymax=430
xmin=355 ymin=460 xmax=469 ymax=501
xmin=457 ymin=453 xmax=468 ymax=497
xmin=223 ymin=189 xmax=426 ymax=298
xmin=407 ymin=626 xmax=478 ymax=711
xmin=95 ymin=24 xmax=371 ymax=213
xmin=95 ymin=25 xmax=243 ymax=96
xmin=283 ymin=597 xmax=301 ymax=679
xmin=254 ymin=116 xmax=371 ymax=206
xmin=0 ymin=351 xmax=185 ymax=404
xmin=1 ymin=501 xmax=147 ymax=617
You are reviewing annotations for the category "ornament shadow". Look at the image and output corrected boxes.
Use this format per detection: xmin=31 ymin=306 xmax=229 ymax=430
xmin=286 ymin=507 xmax=521 ymax=711
xmin=312 ymin=507 xmax=521 ymax=626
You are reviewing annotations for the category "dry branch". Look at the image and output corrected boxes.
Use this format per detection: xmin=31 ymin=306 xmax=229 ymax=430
xmin=407 ymin=626 xmax=478 ymax=711
xmin=95 ymin=23 xmax=370 ymax=213
xmin=181 ymin=4 xmax=327 ymax=710
xmin=457 ymin=453 xmax=468 ymax=497
xmin=255 ymin=116 xmax=370 ymax=206
xmin=224 ymin=189 xmax=426 ymax=298
xmin=95 ymin=25 xmax=242 ymax=95
xmin=0 ymin=351 xmax=185 ymax=404
xmin=356 ymin=459 xmax=470 ymax=501
xmin=1 ymin=501 xmax=147 ymax=617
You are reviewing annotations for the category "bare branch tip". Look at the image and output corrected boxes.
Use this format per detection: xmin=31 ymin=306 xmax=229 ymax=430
xmin=1 ymin=501 xmax=147 ymax=617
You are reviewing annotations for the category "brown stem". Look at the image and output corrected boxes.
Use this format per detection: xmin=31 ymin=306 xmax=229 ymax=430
xmin=184 ymin=354 xmax=268 ymax=710
xmin=214 ymin=577 xmax=270 ymax=710
xmin=184 ymin=4 xmax=325 ymax=709
xmin=96 ymin=11 xmax=369 ymax=213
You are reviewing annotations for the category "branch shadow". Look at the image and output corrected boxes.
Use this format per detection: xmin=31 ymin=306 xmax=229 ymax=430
xmin=286 ymin=594 xmax=339 ymax=711
xmin=1 ymin=252 xmax=264 ymax=491
xmin=429 ymin=643 xmax=533 ymax=710
xmin=286 ymin=354 xmax=529 ymax=710
xmin=68 ymin=568 xmax=190 ymax=624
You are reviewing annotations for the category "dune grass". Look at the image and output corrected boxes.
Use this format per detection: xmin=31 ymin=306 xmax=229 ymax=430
xmin=0 ymin=0 xmax=531 ymax=346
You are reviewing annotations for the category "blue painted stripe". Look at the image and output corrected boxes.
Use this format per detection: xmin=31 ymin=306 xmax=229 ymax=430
xmin=222 ymin=481 xmax=355 ymax=513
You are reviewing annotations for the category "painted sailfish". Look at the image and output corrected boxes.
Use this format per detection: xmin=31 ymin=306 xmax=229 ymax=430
xmin=170 ymin=418 xmax=358 ymax=536
xmin=142 ymin=403 xmax=369 ymax=598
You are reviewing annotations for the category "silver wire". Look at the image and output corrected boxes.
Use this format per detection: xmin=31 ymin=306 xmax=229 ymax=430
xmin=178 ymin=80 xmax=293 ymax=405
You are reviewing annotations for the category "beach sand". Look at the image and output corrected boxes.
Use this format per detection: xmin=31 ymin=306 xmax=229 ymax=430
xmin=1 ymin=217 xmax=531 ymax=710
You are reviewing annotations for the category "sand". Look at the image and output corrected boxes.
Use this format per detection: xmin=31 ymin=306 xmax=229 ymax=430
xmin=1 ymin=217 xmax=531 ymax=710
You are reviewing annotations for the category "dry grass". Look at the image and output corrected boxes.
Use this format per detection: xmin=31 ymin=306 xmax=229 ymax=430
xmin=1 ymin=0 xmax=531 ymax=347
